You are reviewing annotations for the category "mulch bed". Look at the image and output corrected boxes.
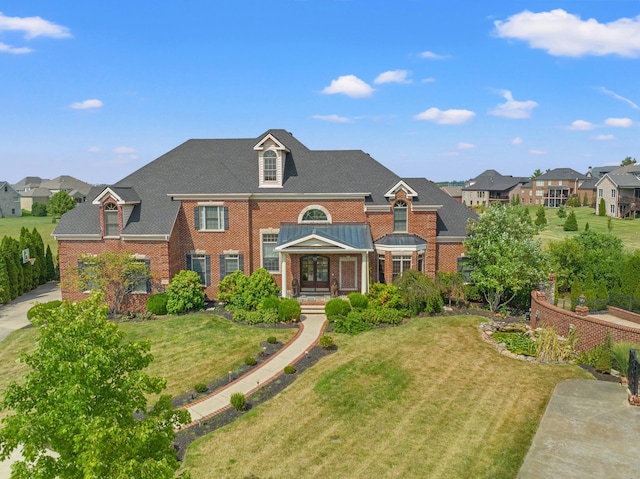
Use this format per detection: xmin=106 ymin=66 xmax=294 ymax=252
xmin=173 ymin=344 xmax=335 ymax=461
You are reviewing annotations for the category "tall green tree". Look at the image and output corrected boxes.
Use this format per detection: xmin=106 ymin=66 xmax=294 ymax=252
xmin=598 ymin=198 xmax=606 ymax=216
xmin=570 ymin=277 xmax=582 ymax=310
xmin=30 ymin=228 xmax=47 ymax=285
xmin=621 ymin=156 xmax=637 ymax=167
xmin=0 ymin=254 xmax=10 ymax=304
xmin=464 ymin=203 xmax=549 ymax=311
xmin=19 ymin=227 xmax=35 ymax=292
xmin=47 ymin=191 xmax=76 ymax=220
xmin=2 ymin=236 xmax=23 ymax=298
xmin=45 ymin=245 xmax=56 ymax=281
xmin=530 ymin=169 xmax=543 ymax=179
xmin=0 ymin=292 xmax=191 ymax=478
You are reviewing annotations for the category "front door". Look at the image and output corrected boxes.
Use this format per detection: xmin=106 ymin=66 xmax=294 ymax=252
xmin=300 ymin=255 xmax=330 ymax=290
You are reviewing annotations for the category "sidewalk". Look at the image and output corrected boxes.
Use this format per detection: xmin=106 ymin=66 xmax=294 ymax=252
xmin=0 ymin=282 xmax=61 ymax=342
xmin=185 ymin=312 xmax=326 ymax=424
xmin=518 ymin=379 xmax=640 ymax=479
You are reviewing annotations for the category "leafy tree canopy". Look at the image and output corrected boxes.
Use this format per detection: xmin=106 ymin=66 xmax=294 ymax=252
xmin=0 ymin=292 xmax=190 ymax=478
xmin=47 ymin=191 xmax=76 ymax=219
xmin=621 ymin=156 xmax=637 ymax=167
xmin=464 ymin=203 xmax=549 ymax=312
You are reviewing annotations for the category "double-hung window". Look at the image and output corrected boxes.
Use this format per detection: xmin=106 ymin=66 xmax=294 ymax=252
xmin=195 ymin=205 xmax=227 ymax=231
xmin=263 ymin=150 xmax=277 ymax=182
xmin=220 ymin=254 xmax=243 ymax=279
xmin=129 ymin=259 xmax=151 ymax=294
xmin=392 ymin=255 xmax=411 ymax=281
xmin=262 ymin=234 xmax=279 ymax=272
xmin=187 ymin=254 xmax=210 ymax=286
xmin=104 ymin=203 xmax=119 ymax=237
xmin=611 ymin=189 xmax=616 ymax=198
xmin=78 ymin=260 xmax=99 ymax=292
xmin=393 ymin=200 xmax=408 ymax=232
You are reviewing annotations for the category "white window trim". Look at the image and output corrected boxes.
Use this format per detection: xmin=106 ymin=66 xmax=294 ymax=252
xmin=198 ymin=205 xmax=224 ymax=232
xmin=298 ymin=204 xmax=332 ymax=224
xmin=260 ymin=228 xmax=280 ymax=272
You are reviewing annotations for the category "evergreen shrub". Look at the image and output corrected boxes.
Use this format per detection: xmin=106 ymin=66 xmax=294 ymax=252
xmin=146 ymin=293 xmax=168 ymax=315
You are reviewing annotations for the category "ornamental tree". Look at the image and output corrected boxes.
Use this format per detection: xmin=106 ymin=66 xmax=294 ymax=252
xmin=464 ymin=203 xmax=549 ymax=312
xmin=0 ymin=292 xmax=191 ymax=478
xmin=47 ymin=190 xmax=76 ymax=220
xmin=75 ymin=251 xmax=151 ymax=315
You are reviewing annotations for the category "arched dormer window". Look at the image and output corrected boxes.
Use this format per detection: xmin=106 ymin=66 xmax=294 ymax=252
xmin=103 ymin=202 xmax=119 ymax=237
xmin=298 ymin=205 xmax=332 ymax=224
xmin=263 ymin=150 xmax=277 ymax=182
xmin=393 ymin=200 xmax=407 ymax=232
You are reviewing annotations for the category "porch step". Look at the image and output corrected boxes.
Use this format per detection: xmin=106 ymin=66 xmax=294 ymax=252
xmin=300 ymin=304 xmax=327 ymax=315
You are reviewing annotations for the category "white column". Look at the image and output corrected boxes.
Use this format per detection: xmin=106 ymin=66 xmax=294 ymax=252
xmin=361 ymin=252 xmax=368 ymax=294
xmin=280 ymin=253 xmax=287 ymax=298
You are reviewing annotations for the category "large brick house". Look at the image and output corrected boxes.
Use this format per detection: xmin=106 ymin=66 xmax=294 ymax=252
xmin=54 ymin=129 xmax=476 ymax=308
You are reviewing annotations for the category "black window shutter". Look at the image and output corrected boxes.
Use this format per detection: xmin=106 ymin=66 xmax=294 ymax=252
xmin=219 ymin=254 xmax=226 ymax=281
xmin=239 ymin=254 xmax=244 ymax=272
xmin=224 ymin=207 xmax=229 ymax=230
xmin=187 ymin=254 xmax=192 ymax=271
xmin=145 ymin=259 xmax=151 ymax=293
xmin=205 ymin=255 xmax=211 ymax=286
xmin=194 ymin=207 xmax=200 ymax=230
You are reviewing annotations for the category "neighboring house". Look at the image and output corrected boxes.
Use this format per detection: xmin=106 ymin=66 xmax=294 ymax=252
xmin=440 ymin=185 xmax=462 ymax=203
xmin=461 ymin=170 xmax=527 ymax=206
xmin=520 ymin=168 xmax=588 ymax=207
xmin=13 ymin=175 xmax=92 ymax=212
xmin=0 ymin=181 xmax=22 ymax=217
xmin=54 ymin=129 xmax=476 ymax=309
xmin=594 ymin=164 xmax=640 ymax=218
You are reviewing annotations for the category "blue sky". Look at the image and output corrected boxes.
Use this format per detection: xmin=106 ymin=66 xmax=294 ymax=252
xmin=1 ymin=1 xmax=639 ymax=185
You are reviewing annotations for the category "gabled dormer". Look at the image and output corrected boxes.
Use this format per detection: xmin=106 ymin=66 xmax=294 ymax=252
xmin=384 ymin=180 xmax=418 ymax=200
xmin=253 ymin=133 xmax=290 ymax=188
xmin=92 ymin=186 xmax=141 ymax=237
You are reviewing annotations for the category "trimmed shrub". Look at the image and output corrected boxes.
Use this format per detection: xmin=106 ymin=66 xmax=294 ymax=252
xmin=598 ymin=198 xmax=606 ymax=216
xmin=260 ymin=295 xmax=280 ymax=311
xmin=333 ymin=310 xmax=371 ymax=335
xmin=284 ymin=365 xmax=296 ymax=374
xmin=146 ymin=293 xmax=168 ymax=315
xmin=563 ymin=210 xmax=578 ymax=231
xmin=166 ymin=270 xmax=205 ymax=314
xmin=557 ymin=206 xmax=566 ymax=218
xmin=278 ymin=298 xmax=301 ymax=322
xmin=394 ymin=270 xmax=443 ymax=315
xmin=361 ymin=307 xmax=405 ymax=326
xmin=217 ymin=270 xmax=248 ymax=310
xmin=27 ymin=300 xmax=62 ymax=321
xmin=233 ymin=309 xmax=279 ymax=325
xmin=31 ymin=202 xmax=47 ymax=217
xmin=267 ymin=336 xmax=278 ymax=344
xmin=218 ymin=268 xmax=280 ymax=311
xmin=230 ymin=392 xmax=246 ymax=411
xmin=347 ymin=292 xmax=368 ymax=310
xmin=319 ymin=334 xmax=335 ymax=349
xmin=325 ymin=298 xmax=351 ymax=319
xmin=244 ymin=355 xmax=257 ymax=366
xmin=367 ymin=283 xmax=403 ymax=309
xmin=194 ymin=383 xmax=207 ymax=393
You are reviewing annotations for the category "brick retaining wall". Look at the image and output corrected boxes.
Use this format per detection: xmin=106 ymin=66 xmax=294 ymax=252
xmin=530 ymin=292 xmax=640 ymax=351
xmin=607 ymin=306 xmax=640 ymax=326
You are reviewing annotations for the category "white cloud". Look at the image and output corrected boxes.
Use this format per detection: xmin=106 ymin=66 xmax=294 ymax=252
xmin=529 ymin=149 xmax=547 ymax=155
xmin=321 ymin=75 xmax=374 ymax=98
xmin=0 ymin=41 xmax=31 ymax=54
xmin=113 ymin=146 xmax=135 ymax=154
xmin=593 ymin=134 xmax=615 ymax=141
xmin=605 ymin=117 xmax=633 ymax=127
xmin=312 ymin=114 xmax=351 ymax=123
xmin=490 ymin=90 xmax=538 ymax=119
xmin=70 ymin=99 xmax=103 ymax=110
xmin=0 ymin=12 xmax=71 ymax=39
xmin=599 ymin=88 xmax=639 ymax=109
xmin=414 ymin=107 xmax=475 ymax=125
xmin=419 ymin=51 xmax=448 ymax=59
xmin=421 ymin=77 xmax=436 ymax=83
xmin=512 ymin=137 xmax=523 ymax=145
xmin=568 ymin=120 xmax=594 ymax=131
xmin=87 ymin=146 xmax=101 ymax=153
xmin=440 ymin=151 xmax=460 ymax=157
xmin=458 ymin=142 xmax=476 ymax=150
xmin=374 ymin=70 xmax=411 ymax=84
xmin=494 ymin=9 xmax=640 ymax=57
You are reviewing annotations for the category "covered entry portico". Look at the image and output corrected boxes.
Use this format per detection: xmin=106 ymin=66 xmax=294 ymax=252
xmin=275 ymin=223 xmax=374 ymax=298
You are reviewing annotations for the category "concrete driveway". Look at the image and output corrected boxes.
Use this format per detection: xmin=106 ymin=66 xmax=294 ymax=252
xmin=0 ymin=282 xmax=61 ymax=342
xmin=519 ymin=379 xmax=640 ymax=478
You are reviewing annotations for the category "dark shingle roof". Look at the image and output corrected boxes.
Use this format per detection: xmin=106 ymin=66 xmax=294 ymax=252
xmin=55 ymin=130 xmax=472 ymax=239
xmin=536 ymin=168 xmax=588 ymax=181
xmin=463 ymin=175 xmax=526 ymax=192
xmin=404 ymin=178 xmax=477 ymax=237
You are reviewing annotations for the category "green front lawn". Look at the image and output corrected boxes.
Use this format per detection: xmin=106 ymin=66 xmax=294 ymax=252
xmin=0 ymin=215 xmax=59 ymax=254
xmin=179 ymin=315 xmax=591 ymax=479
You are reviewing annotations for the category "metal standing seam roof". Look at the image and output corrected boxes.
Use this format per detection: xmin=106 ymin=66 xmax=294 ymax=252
xmin=374 ymin=233 xmax=427 ymax=246
xmin=276 ymin=223 xmax=374 ymax=251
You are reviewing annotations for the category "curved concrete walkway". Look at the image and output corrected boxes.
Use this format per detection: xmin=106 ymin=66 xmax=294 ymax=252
xmin=184 ymin=312 xmax=326 ymax=424
xmin=0 ymin=282 xmax=61 ymax=342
